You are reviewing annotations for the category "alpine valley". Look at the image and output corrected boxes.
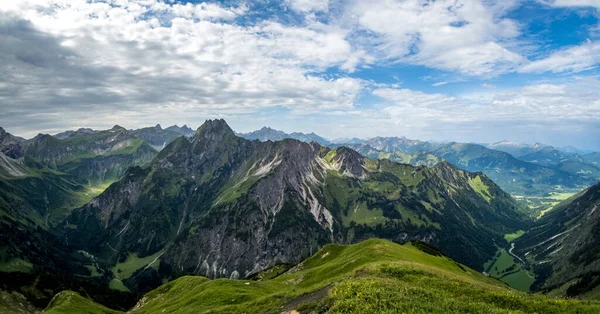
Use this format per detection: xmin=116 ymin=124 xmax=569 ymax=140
xmin=1 ymin=120 xmax=599 ymax=313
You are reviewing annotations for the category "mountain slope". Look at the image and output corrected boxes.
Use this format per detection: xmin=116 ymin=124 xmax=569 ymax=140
xmin=519 ymin=146 xmax=566 ymax=167
xmin=44 ymin=239 xmax=600 ymax=314
xmin=24 ymin=126 xmax=159 ymax=185
xmin=343 ymin=140 xmax=590 ymax=197
xmin=554 ymin=154 xmax=600 ymax=180
xmin=488 ymin=142 xmax=600 ymax=181
xmin=362 ymin=136 xmax=440 ymax=154
xmin=487 ymin=141 xmax=550 ymax=158
xmin=584 ymin=152 xmax=600 ymax=168
xmin=57 ymin=119 xmax=528 ymax=295
xmin=428 ymin=143 xmax=588 ymax=196
xmin=514 ymin=181 xmax=600 ymax=298
xmin=345 ymin=143 xmax=441 ymax=167
xmin=129 ymin=125 xmax=181 ymax=149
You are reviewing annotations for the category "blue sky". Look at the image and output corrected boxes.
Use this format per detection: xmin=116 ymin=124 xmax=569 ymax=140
xmin=1 ymin=0 xmax=599 ymax=149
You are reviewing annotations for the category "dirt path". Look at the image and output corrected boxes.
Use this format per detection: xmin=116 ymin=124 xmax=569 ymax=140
xmin=281 ymin=286 xmax=330 ymax=313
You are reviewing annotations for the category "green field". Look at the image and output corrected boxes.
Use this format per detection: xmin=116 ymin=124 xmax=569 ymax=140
xmin=341 ymin=202 xmax=388 ymax=226
xmin=487 ymin=249 xmax=517 ymax=277
xmin=502 ymin=268 xmax=536 ymax=292
xmin=504 ymin=230 xmax=526 ymax=242
xmin=0 ymin=258 xmax=33 ymax=273
xmin=514 ymin=191 xmax=577 ymax=219
xmin=484 ymin=246 xmax=534 ymax=292
xmin=45 ymin=239 xmax=600 ymax=314
xmin=111 ymin=250 xmax=164 ymax=281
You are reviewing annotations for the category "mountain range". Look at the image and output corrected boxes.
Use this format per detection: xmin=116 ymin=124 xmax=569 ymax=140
xmin=1 ymin=120 xmax=600 ymax=312
xmin=237 ymin=128 xmax=599 ymax=197
xmin=238 ymin=126 xmax=330 ymax=145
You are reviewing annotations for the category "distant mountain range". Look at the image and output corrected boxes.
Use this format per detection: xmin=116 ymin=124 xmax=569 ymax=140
xmin=5 ymin=125 xmax=599 ymax=198
xmin=237 ymin=127 xmax=599 ymax=197
xmin=237 ymin=126 xmax=330 ymax=145
xmin=487 ymin=140 xmax=592 ymax=158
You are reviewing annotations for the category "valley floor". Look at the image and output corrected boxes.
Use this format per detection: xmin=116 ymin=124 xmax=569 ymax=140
xmin=484 ymin=230 xmax=537 ymax=293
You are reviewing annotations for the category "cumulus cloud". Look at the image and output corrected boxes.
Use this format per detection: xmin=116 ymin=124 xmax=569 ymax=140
xmin=368 ymin=78 xmax=600 ymax=139
xmin=347 ymin=0 xmax=524 ymax=76
xmin=0 ymin=0 xmax=363 ymax=136
xmin=520 ymin=40 xmax=600 ymax=74
xmin=288 ymin=0 xmax=329 ymax=13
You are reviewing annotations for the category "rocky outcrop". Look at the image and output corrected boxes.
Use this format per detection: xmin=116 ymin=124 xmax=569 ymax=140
xmin=0 ymin=127 xmax=24 ymax=159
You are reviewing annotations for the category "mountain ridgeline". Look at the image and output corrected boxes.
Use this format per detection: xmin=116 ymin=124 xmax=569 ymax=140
xmin=238 ymin=129 xmax=598 ymax=197
xmin=56 ymin=119 xmax=528 ymax=294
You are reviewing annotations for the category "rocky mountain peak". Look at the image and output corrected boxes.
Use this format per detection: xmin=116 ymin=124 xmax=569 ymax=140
xmin=110 ymin=125 xmax=126 ymax=131
xmin=193 ymin=119 xmax=235 ymax=141
xmin=0 ymin=127 xmax=24 ymax=159
xmin=333 ymin=146 xmax=367 ymax=177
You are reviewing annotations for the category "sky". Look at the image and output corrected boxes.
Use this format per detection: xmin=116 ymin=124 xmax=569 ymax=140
xmin=1 ymin=0 xmax=599 ymax=150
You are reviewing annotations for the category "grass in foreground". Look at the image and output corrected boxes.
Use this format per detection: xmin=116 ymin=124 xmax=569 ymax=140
xmin=44 ymin=291 xmax=119 ymax=314
xmin=44 ymin=239 xmax=600 ymax=313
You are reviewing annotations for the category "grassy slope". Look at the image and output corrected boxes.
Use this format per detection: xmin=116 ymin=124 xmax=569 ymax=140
xmin=44 ymin=291 xmax=119 ymax=314
xmin=45 ymin=239 xmax=600 ymax=314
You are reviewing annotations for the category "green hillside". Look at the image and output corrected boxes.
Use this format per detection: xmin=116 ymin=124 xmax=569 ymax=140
xmin=44 ymin=239 xmax=600 ymax=313
xmin=514 ymin=181 xmax=600 ymax=298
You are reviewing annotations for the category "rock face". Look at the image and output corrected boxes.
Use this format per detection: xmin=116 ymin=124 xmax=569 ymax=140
xmin=0 ymin=127 xmax=24 ymax=159
xmin=58 ymin=119 xmax=529 ymax=292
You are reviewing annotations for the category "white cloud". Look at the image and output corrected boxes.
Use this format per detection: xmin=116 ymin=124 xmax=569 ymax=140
xmin=520 ymin=40 xmax=600 ymax=73
xmin=372 ymin=78 xmax=600 ymax=126
xmin=347 ymin=0 xmax=524 ymax=76
xmin=538 ymin=0 xmax=600 ymax=9
xmin=0 ymin=0 xmax=364 ymax=135
xmin=341 ymin=77 xmax=598 ymax=148
xmin=288 ymin=0 xmax=329 ymax=13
